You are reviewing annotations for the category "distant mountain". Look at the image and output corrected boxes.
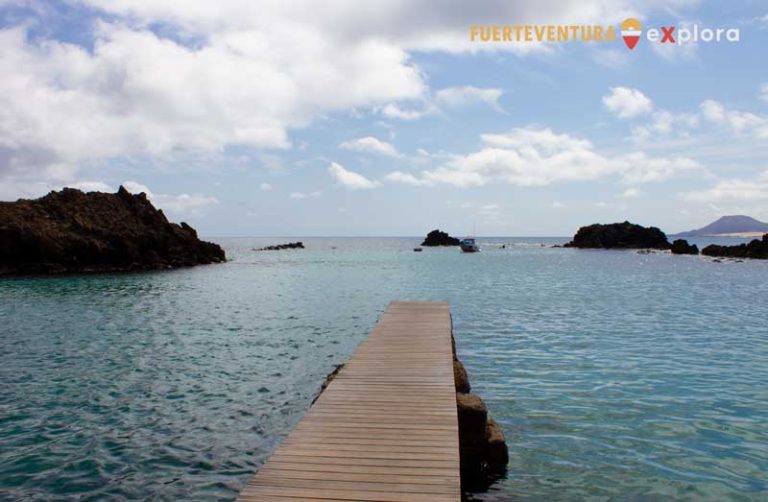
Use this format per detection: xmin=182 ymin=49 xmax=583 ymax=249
xmin=673 ymin=215 xmax=768 ymax=237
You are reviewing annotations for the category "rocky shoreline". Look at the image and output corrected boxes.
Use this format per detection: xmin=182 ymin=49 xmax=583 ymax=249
xmin=0 ymin=187 xmax=225 ymax=276
xmin=452 ymin=334 xmax=509 ymax=492
xmin=702 ymin=234 xmax=768 ymax=259
xmin=255 ymin=241 xmax=305 ymax=251
xmin=566 ymin=221 xmax=768 ymax=261
xmin=671 ymin=239 xmax=699 ymax=255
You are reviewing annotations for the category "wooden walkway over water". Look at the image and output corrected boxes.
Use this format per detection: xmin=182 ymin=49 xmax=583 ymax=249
xmin=238 ymin=301 xmax=460 ymax=501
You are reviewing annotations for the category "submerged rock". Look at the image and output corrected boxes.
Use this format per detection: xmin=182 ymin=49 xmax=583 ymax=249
xmin=0 ymin=187 xmax=225 ymax=276
xmin=702 ymin=234 xmax=768 ymax=260
xmin=671 ymin=239 xmax=699 ymax=255
xmin=565 ymin=221 xmax=670 ymax=250
xmin=457 ymin=393 xmax=487 ymax=433
xmin=421 ymin=229 xmax=460 ymax=247
xmin=255 ymin=242 xmax=305 ymax=251
xmin=452 ymin=335 xmax=508 ymax=492
xmin=453 ymin=359 xmax=471 ymax=393
xmin=456 ymin=390 xmax=508 ymax=491
xmin=486 ymin=418 xmax=509 ymax=467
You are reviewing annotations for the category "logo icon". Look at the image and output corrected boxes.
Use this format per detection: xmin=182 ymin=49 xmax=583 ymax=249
xmin=621 ymin=18 xmax=642 ymax=50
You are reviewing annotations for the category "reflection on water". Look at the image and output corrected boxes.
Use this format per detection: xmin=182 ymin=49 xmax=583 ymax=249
xmin=1 ymin=237 xmax=766 ymax=500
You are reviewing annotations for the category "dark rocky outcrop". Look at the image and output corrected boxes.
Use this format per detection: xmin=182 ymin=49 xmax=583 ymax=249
xmin=485 ymin=418 xmax=508 ymax=468
xmin=256 ymin=242 xmax=305 ymax=251
xmin=421 ymin=229 xmax=460 ymax=247
xmin=702 ymin=234 xmax=768 ymax=260
xmin=565 ymin=221 xmax=670 ymax=250
xmin=671 ymin=239 xmax=699 ymax=255
xmin=0 ymin=187 xmax=225 ymax=276
xmin=453 ymin=358 xmax=471 ymax=394
xmin=452 ymin=335 xmax=508 ymax=492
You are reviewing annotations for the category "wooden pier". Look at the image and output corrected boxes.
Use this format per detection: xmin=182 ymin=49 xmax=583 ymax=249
xmin=238 ymin=301 xmax=460 ymax=501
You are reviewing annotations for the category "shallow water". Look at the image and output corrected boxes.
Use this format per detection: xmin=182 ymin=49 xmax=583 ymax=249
xmin=1 ymin=237 xmax=766 ymax=500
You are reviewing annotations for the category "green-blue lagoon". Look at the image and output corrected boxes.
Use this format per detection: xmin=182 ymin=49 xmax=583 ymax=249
xmin=2 ymin=238 xmax=767 ymax=500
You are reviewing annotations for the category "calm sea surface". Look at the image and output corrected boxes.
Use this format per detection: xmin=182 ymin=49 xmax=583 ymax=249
xmin=1 ymin=237 xmax=766 ymax=501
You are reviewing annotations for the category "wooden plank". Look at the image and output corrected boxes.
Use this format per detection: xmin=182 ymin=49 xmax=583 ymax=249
xmin=255 ymin=467 xmax=459 ymax=486
xmin=247 ymin=477 xmax=459 ymax=495
xmin=263 ymin=461 xmax=458 ymax=477
xmin=266 ymin=454 xmax=459 ymax=469
xmin=238 ymin=301 xmax=460 ymax=501
xmin=239 ymin=485 xmax=457 ymax=502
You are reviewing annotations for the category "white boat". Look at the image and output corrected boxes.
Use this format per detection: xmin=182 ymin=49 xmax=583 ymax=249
xmin=460 ymin=238 xmax=479 ymax=253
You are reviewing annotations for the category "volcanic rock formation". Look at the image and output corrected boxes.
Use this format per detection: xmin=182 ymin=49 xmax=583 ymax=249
xmin=0 ymin=187 xmax=225 ymax=275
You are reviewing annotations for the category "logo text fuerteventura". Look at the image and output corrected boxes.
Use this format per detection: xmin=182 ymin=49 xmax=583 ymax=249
xmin=470 ymin=19 xmax=740 ymax=51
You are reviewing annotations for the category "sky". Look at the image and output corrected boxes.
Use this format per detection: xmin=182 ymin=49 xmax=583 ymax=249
xmin=0 ymin=1 xmax=767 ymax=237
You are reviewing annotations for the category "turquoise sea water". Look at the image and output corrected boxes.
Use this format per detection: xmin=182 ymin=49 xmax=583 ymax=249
xmin=1 ymin=237 xmax=767 ymax=501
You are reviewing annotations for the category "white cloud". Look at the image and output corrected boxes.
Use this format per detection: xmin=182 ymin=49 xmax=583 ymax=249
xmin=123 ymin=181 xmax=219 ymax=212
xmin=603 ymin=87 xmax=653 ymax=118
xmin=328 ymin=161 xmax=379 ymax=190
xmin=438 ymin=127 xmax=612 ymax=187
xmin=626 ymin=92 xmax=768 ymax=146
xmin=156 ymin=193 xmax=220 ymax=212
xmin=289 ymin=191 xmax=322 ymax=199
xmin=77 ymin=1 xmax=684 ymax=55
xmin=381 ymin=86 xmax=504 ymax=122
xmin=0 ymin=19 xmax=424 ymax=183
xmin=615 ymin=152 xmax=702 ymax=184
xmin=0 ymin=178 xmax=218 ymax=213
xmin=760 ymin=83 xmax=768 ymax=104
xmin=339 ymin=136 xmax=399 ymax=157
xmin=435 ymin=86 xmax=503 ymax=110
xmin=680 ymin=171 xmax=768 ymax=202
xmin=631 ymin=110 xmax=699 ymax=142
xmin=384 ymin=170 xmax=432 ymax=186
xmin=480 ymin=127 xmax=593 ymax=151
xmin=701 ymin=100 xmax=768 ymax=137
xmin=385 ymin=126 xmax=702 ymax=188
xmin=0 ymin=0 xmax=705 ymax=196
xmin=0 ymin=179 xmax=113 ymax=201
xmin=259 ymin=183 xmax=273 ymax=191
xmin=622 ymin=187 xmax=642 ymax=198
xmin=122 ymin=181 xmax=153 ymax=195
xmin=381 ymin=103 xmax=433 ymax=120
xmin=66 ymin=180 xmax=114 ymax=192
xmin=552 ymin=201 xmax=565 ymax=209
